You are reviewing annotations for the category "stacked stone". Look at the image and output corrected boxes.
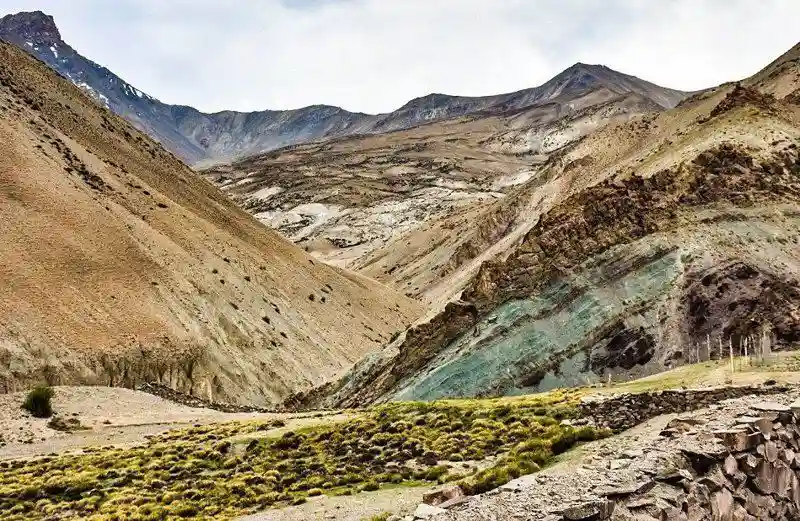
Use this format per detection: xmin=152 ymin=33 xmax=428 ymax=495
xmin=605 ymin=400 xmax=800 ymax=521
xmin=579 ymin=385 xmax=789 ymax=432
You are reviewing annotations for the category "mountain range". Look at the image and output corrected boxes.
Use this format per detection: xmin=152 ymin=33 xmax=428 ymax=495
xmin=2 ymin=8 xmax=799 ymax=412
xmin=0 ymin=10 xmax=685 ymax=165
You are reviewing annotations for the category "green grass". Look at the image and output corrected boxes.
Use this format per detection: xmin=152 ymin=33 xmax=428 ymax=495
xmin=0 ymin=389 xmax=608 ymax=521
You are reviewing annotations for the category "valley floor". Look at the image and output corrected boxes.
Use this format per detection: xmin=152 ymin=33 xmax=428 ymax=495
xmin=2 ymin=354 xmax=800 ymax=521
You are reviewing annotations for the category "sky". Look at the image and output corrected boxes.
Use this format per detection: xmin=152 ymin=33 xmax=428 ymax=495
xmin=1 ymin=0 xmax=798 ymax=114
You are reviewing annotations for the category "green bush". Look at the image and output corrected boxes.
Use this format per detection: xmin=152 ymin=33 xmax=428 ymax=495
xmin=22 ymin=386 xmax=54 ymax=418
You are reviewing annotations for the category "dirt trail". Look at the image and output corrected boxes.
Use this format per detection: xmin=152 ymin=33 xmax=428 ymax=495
xmin=239 ymin=486 xmax=432 ymax=521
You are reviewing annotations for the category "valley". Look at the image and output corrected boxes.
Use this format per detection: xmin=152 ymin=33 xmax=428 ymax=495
xmin=0 ymin=6 xmax=800 ymax=521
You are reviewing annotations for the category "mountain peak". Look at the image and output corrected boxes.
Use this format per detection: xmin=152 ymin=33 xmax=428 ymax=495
xmin=0 ymin=11 xmax=62 ymax=45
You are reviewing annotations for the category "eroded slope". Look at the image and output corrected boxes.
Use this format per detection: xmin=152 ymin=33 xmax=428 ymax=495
xmin=204 ymin=87 xmax=675 ymax=305
xmin=294 ymin=44 xmax=800 ymax=408
xmin=0 ymin=41 xmax=421 ymax=405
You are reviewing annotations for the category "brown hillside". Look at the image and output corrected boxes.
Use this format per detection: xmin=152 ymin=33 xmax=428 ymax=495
xmin=0 ymin=41 xmax=421 ymax=405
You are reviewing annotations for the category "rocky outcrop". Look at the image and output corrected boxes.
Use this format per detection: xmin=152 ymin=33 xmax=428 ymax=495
xmin=709 ymin=84 xmax=778 ymax=119
xmin=295 ymin=141 xmax=800 ymax=408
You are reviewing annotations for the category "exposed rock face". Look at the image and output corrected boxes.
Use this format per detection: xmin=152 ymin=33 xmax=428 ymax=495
xmin=294 ymin=139 xmax=800 ymax=408
xmin=0 ymin=11 xmax=686 ymax=165
xmin=429 ymin=391 xmax=800 ymax=521
xmin=292 ymin=39 xmax=800 ymax=408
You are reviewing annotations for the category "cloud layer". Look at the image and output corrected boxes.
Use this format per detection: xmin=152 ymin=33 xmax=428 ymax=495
xmin=1 ymin=0 xmax=798 ymax=113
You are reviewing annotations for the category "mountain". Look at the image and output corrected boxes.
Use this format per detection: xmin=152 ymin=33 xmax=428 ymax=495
xmin=0 ymin=38 xmax=421 ymax=405
xmin=0 ymin=10 xmax=686 ymax=166
xmin=202 ymin=71 xmax=680 ymax=305
xmin=291 ymin=42 xmax=800 ymax=408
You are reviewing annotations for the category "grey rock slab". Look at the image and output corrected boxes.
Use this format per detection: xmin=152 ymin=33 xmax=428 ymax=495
xmin=413 ymin=503 xmax=446 ymax=519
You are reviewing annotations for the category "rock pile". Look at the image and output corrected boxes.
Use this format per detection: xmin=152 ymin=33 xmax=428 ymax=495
xmin=597 ymin=399 xmax=800 ymax=520
xmin=579 ymin=384 xmax=790 ymax=432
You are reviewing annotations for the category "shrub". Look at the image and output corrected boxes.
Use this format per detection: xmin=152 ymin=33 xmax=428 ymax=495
xmin=360 ymin=480 xmax=380 ymax=492
xmin=22 ymin=386 xmax=54 ymax=418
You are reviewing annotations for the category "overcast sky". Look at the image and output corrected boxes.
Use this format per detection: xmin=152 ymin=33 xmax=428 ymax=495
xmin=1 ymin=0 xmax=798 ymax=114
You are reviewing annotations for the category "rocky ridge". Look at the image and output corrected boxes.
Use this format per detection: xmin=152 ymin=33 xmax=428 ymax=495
xmin=0 ymin=11 xmax=685 ymax=165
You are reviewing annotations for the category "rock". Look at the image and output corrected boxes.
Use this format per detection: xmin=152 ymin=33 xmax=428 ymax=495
xmin=752 ymin=459 xmax=792 ymax=495
xmin=621 ymin=449 xmax=644 ymax=459
xmin=422 ymin=485 xmax=465 ymax=506
xmin=723 ymin=455 xmax=739 ymax=476
xmin=754 ymin=417 xmax=775 ymax=436
xmin=595 ymin=479 xmax=654 ymax=498
xmin=413 ymin=503 xmax=446 ymax=519
xmin=790 ymin=399 xmax=800 ymax=415
xmin=711 ymin=488 xmax=735 ymax=521
xmin=716 ymin=430 xmax=762 ymax=452
xmin=625 ymin=497 xmax=655 ymax=509
xmin=438 ymin=496 xmax=469 ymax=510
xmin=763 ymin=441 xmax=779 ymax=463
xmin=698 ymin=465 xmax=728 ymax=492
xmin=561 ymin=500 xmax=614 ymax=520
xmin=609 ymin=459 xmax=631 ymax=470
xmin=751 ymin=401 xmax=791 ymax=415
xmin=656 ymin=468 xmax=694 ymax=485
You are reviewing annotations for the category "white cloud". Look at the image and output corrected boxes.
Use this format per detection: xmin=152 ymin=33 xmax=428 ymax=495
xmin=1 ymin=0 xmax=798 ymax=113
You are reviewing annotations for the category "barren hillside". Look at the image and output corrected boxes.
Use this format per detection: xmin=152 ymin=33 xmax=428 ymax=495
xmin=0 ymin=40 xmax=421 ymax=406
xmin=203 ymin=82 xmax=677 ymax=307
xmin=294 ymin=42 xmax=800 ymax=408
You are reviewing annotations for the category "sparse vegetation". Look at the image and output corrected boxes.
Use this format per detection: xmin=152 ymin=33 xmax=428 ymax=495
xmin=21 ymin=386 xmax=54 ymax=418
xmin=46 ymin=415 xmax=85 ymax=432
xmin=0 ymin=390 xmax=605 ymax=521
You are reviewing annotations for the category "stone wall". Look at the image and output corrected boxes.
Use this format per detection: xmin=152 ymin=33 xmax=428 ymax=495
xmin=579 ymin=384 xmax=790 ymax=432
xmin=603 ymin=399 xmax=800 ymax=520
xmin=432 ymin=389 xmax=800 ymax=521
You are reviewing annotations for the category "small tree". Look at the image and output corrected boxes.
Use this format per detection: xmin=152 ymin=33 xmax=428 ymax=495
xmin=22 ymin=386 xmax=54 ymax=418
